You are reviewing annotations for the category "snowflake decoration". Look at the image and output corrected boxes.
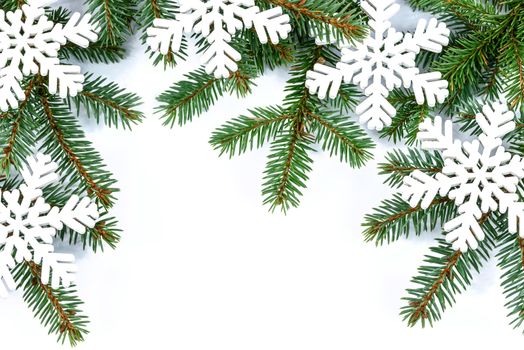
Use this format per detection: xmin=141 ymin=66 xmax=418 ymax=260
xmin=0 ymin=0 xmax=99 ymax=111
xmin=401 ymin=101 xmax=524 ymax=252
xmin=305 ymin=0 xmax=450 ymax=131
xmin=0 ymin=154 xmax=99 ymax=297
xmin=146 ymin=0 xmax=291 ymax=78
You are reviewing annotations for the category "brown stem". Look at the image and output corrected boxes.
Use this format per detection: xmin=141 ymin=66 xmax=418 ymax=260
xmin=515 ymin=237 xmax=524 ymax=318
xmin=103 ymin=0 xmax=114 ymax=41
xmin=165 ymin=78 xmax=217 ymax=117
xmin=26 ymin=261 xmax=81 ymax=338
xmin=408 ymin=250 xmax=462 ymax=324
xmin=510 ymin=34 xmax=524 ymax=109
xmin=306 ymin=110 xmax=367 ymax=157
xmin=80 ymin=91 xmax=141 ymax=122
xmin=275 ymin=125 xmax=300 ymax=205
xmin=265 ymin=0 xmax=362 ymax=36
xmin=150 ymin=0 xmax=161 ymax=18
xmin=381 ymin=165 xmax=442 ymax=174
xmin=368 ymin=198 xmax=450 ymax=238
xmin=40 ymin=95 xmax=111 ymax=206
xmin=2 ymin=79 xmax=36 ymax=170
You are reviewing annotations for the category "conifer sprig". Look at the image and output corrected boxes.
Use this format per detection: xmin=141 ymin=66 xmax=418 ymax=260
xmin=211 ymin=40 xmax=373 ymax=211
xmin=408 ymin=0 xmax=524 ymax=112
xmin=0 ymin=3 xmax=143 ymax=345
xmin=364 ymin=136 xmax=524 ymax=333
xmin=151 ymin=0 xmax=365 ymax=123
xmin=401 ymin=232 xmax=495 ymax=328
xmin=148 ymin=0 xmax=368 ymax=211
xmin=15 ymin=262 xmax=89 ymax=346
xmin=498 ymin=232 xmax=524 ymax=331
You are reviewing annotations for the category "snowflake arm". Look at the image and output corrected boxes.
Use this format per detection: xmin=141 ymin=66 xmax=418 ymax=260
xmin=147 ymin=18 xmax=185 ymax=55
xmin=408 ymin=18 xmax=450 ymax=54
xmin=356 ymin=92 xmax=396 ymax=131
xmin=401 ymin=170 xmax=447 ymax=209
xmin=20 ymin=153 xmax=59 ymax=196
xmin=443 ymin=205 xmax=484 ymax=252
xmin=0 ymin=254 xmax=16 ymax=298
xmin=146 ymin=0 xmax=291 ymax=79
xmin=305 ymin=0 xmax=450 ymax=131
xmin=418 ymin=116 xmax=457 ymax=153
xmin=476 ymin=101 xmax=516 ymax=141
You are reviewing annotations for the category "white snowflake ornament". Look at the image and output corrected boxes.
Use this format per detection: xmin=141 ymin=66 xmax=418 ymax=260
xmin=0 ymin=153 xmax=99 ymax=297
xmin=146 ymin=0 xmax=292 ymax=78
xmin=0 ymin=0 xmax=99 ymax=111
xmin=401 ymin=101 xmax=524 ymax=252
xmin=305 ymin=0 xmax=450 ymax=131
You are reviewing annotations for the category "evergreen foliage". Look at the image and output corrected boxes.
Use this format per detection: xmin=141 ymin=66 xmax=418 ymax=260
xmin=363 ymin=127 xmax=524 ymax=333
xmin=147 ymin=0 xmax=372 ymax=211
xmin=0 ymin=1 xmax=143 ymax=345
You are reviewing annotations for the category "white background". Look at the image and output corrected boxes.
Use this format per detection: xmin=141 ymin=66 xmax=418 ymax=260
xmin=1 ymin=0 xmax=523 ymax=348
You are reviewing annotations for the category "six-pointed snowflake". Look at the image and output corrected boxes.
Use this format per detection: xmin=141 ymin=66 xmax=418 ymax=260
xmin=146 ymin=0 xmax=292 ymax=78
xmin=0 ymin=0 xmax=98 ymax=111
xmin=0 ymin=154 xmax=99 ymax=297
xmin=306 ymin=0 xmax=450 ymax=131
xmin=401 ymin=101 xmax=524 ymax=252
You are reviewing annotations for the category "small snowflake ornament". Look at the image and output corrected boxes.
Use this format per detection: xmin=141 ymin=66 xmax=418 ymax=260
xmin=401 ymin=101 xmax=524 ymax=252
xmin=146 ymin=0 xmax=292 ymax=78
xmin=0 ymin=153 xmax=99 ymax=297
xmin=0 ymin=0 xmax=99 ymax=111
xmin=306 ymin=0 xmax=450 ymax=131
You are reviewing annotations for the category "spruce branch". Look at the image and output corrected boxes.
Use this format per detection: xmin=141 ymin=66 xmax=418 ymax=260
xmin=86 ymin=0 xmax=137 ymax=47
xmin=0 ymin=1 xmax=140 ymax=344
xmin=262 ymin=0 xmax=366 ymax=43
xmin=212 ymin=40 xmax=373 ymax=210
xmin=262 ymin=120 xmax=314 ymax=212
xmin=380 ymin=149 xmax=444 ymax=188
xmin=308 ymin=111 xmax=373 ymax=167
xmin=60 ymin=42 xmax=125 ymax=64
xmin=69 ymin=74 xmax=144 ymax=129
xmin=57 ymin=215 xmax=121 ymax=252
xmin=14 ymin=262 xmax=89 ymax=346
xmin=157 ymin=69 xmax=226 ymax=127
xmin=362 ymin=195 xmax=455 ymax=245
xmin=497 ymin=231 xmax=524 ymax=332
xmin=210 ymin=107 xmax=292 ymax=157
xmin=1 ymin=78 xmax=38 ymax=171
xmin=37 ymin=93 xmax=116 ymax=208
xmin=401 ymin=222 xmax=495 ymax=328
xmin=50 ymin=7 xmax=125 ymax=64
xmin=414 ymin=1 xmax=524 ymax=111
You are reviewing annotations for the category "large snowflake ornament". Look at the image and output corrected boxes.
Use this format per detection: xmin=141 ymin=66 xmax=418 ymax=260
xmin=0 ymin=0 xmax=99 ymax=111
xmin=146 ymin=0 xmax=292 ymax=78
xmin=0 ymin=154 xmax=99 ymax=297
xmin=401 ymin=101 xmax=524 ymax=252
xmin=305 ymin=0 xmax=450 ymax=131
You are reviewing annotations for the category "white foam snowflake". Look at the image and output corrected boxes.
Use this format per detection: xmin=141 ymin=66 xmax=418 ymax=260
xmin=305 ymin=0 xmax=450 ymax=131
xmin=0 ymin=154 xmax=99 ymax=297
xmin=146 ymin=0 xmax=291 ymax=78
xmin=0 ymin=0 xmax=99 ymax=111
xmin=401 ymin=101 xmax=524 ymax=252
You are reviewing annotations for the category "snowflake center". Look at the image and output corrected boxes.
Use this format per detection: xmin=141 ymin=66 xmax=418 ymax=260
xmin=9 ymin=25 xmax=35 ymax=52
xmin=369 ymin=45 xmax=389 ymax=65
xmin=474 ymin=166 xmax=493 ymax=186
